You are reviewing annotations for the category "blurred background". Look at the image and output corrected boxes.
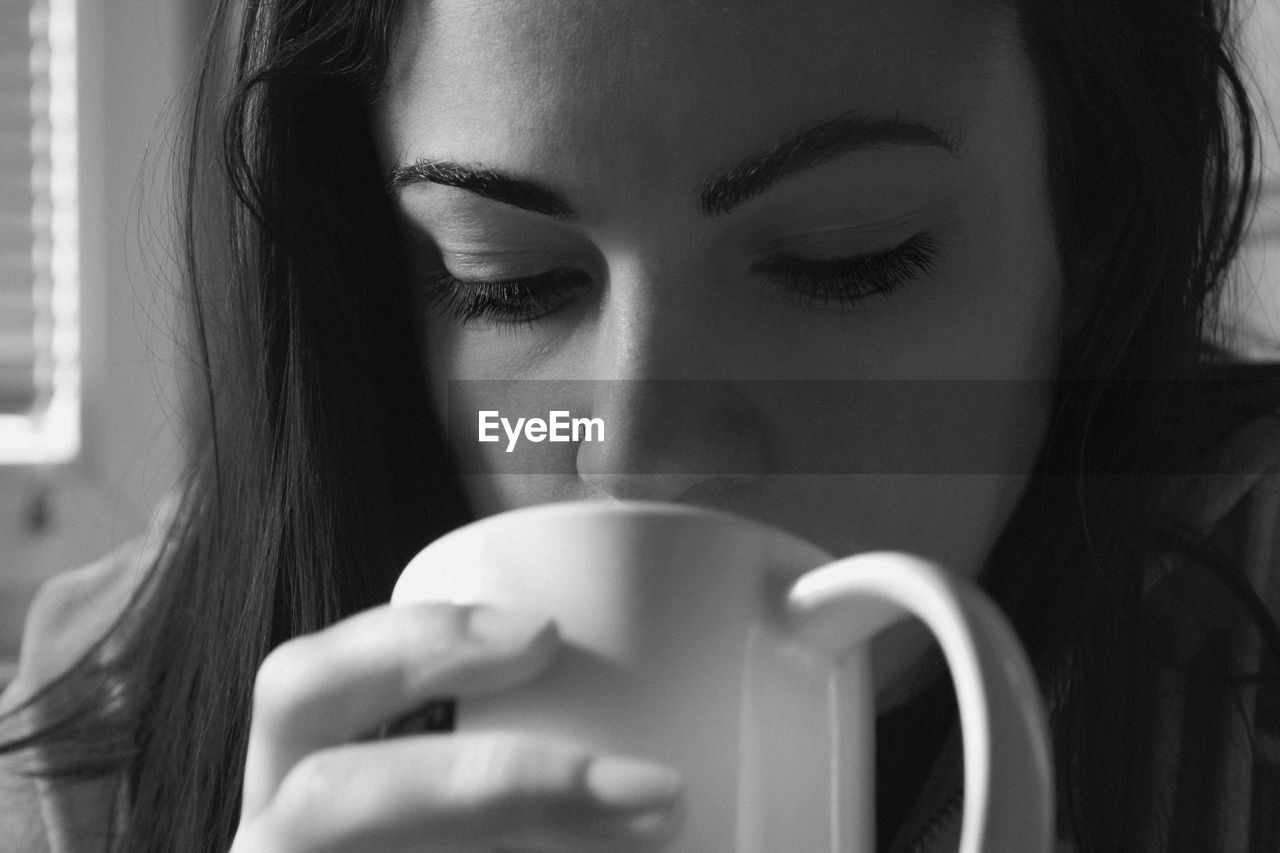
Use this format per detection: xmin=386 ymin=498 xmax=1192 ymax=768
xmin=0 ymin=0 xmax=1278 ymax=683
xmin=0 ymin=0 xmax=212 ymax=681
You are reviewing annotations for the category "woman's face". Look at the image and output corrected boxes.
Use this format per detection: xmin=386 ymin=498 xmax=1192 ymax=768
xmin=376 ymin=0 xmax=1062 ymax=687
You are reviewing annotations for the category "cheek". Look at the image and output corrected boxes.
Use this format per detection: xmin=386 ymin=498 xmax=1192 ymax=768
xmin=749 ymin=370 xmax=1054 ymax=576
xmin=734 ymin=471 xmax=1034 ymax=581
xmin=849 ymin=475 xmax=1031 ymax=574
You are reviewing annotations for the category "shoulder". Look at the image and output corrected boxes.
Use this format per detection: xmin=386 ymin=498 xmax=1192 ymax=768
xmin=1147 ymin=367 xmax=1280 ymax=644
xmin=0 ymin=529 xmax=168 ymax=853
xmin=1 ymin=531 xmax=164 ymax=715
xmin=1141 ymin=371 xmax=1280 ymax=850
xmin=1155 ymin=363 xmax=1280 ymax=531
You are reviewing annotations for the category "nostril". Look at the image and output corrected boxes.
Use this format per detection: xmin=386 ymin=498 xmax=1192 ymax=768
xmin=573 ymin=379 xmax=770 ymax=499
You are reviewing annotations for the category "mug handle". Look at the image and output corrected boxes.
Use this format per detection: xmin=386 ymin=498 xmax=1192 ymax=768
xmin=786 ymin=551 xmax=1054 ymax=853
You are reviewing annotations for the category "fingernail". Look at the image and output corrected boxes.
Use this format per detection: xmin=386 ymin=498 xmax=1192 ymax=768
xmin=466 ymin=607 xmax=556 ymax=650
xmin=586 ymin=755 xmax=684 ymax=810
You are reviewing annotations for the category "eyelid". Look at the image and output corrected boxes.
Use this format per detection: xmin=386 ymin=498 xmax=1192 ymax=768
xmin=752 ymin=231 xmax=940 ymax=310
xmin=437 ymin=249 xmax=568 ymax=278
xmin=397 ymin=203 xmax=595 ymax=264
xmin=420 ymin=267 xmax=592 ymax=329
xmin=754 ymin=219 xmax=926 ymax=258
xmin=438 ymin=248 xmax=554 ymax=261
xmin=743 ymin=192 xmax=959 ymax=253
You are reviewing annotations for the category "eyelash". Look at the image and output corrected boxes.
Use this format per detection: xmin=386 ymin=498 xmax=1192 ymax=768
xmin=752 ymin=232 xmax=940 ymax=310
xmin=420 ymin=232 xmax=939 ymax=328
xmin=420 ymin=268 xmax=593 ymax=327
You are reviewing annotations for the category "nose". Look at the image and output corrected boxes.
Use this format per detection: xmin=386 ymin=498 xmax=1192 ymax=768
xmin=576 ymin=379 xmax=767 ymax=500
xmin=574 ymin=261 xmax=767 ymax=501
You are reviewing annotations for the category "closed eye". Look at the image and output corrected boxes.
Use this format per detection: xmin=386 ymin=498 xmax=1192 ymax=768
xmin=417 ymin=231 xmax=939 ymax=329
xmin=752 ymin=232 xmax=940 ymax=309
xmin=419 ymin=267 xmax=592 ymax=328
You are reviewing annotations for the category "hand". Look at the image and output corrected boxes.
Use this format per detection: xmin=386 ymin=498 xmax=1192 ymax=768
xmin=229 ymin=603 xmax=684 ymax=852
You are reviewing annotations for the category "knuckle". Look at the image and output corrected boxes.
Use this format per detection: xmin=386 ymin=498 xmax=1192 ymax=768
xmin=252 ymin=638 xmax=324 ymax=720
xmin=272 ymin=750 xmax=350 ymax=828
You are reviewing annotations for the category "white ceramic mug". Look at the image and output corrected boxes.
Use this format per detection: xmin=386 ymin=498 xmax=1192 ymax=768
xmin=392 ymin=501 xmax=1053 ymax=852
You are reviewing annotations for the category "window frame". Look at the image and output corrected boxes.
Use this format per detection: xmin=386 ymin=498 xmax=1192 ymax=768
xmin=0 ymin=0 xmax=80 ymax=465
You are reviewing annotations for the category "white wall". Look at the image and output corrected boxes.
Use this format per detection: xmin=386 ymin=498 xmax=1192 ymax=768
xmin=80 ymin=0 xmax=194 ymax=527
xmin=1228 ymin=0 xmax=1280 ymax=356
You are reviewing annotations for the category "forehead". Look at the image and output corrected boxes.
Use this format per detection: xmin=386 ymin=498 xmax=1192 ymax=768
xmin=378 ymin=0 xmax=1023 ymax=193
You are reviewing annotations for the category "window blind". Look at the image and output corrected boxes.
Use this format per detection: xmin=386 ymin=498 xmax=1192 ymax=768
xmin=0 ymin=0 xmax=78 ymax=463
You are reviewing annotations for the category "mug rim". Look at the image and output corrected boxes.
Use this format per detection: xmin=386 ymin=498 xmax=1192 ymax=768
xmin=393 ymin=499 xmax=837 ymax=606
xmin=426 ymin=498 xmax=834 ymax=554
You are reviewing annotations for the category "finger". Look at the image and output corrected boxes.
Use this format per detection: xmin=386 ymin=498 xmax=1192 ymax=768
xmin=241 ymin=604 xmax=558 ymax=822
xmin=241 ymin=732 xmax=684 ymax=853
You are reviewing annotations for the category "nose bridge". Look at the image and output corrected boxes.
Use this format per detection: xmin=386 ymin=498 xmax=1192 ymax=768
xmin=575 ymin=254 xmax=767 ymax=501
xmin=593 ymin=251 xmax=708 ymax=382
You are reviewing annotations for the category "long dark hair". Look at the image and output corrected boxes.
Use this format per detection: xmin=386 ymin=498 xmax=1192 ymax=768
xmin=1 ymin=0 xmax=1272 ymax=850
xmin=1005 ymin=1 xmax=1275 ymax=848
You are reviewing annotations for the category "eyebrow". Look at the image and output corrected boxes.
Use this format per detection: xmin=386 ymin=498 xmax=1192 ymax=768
xmin=387 ymin=112 xmax=958 ymax=221
xmin=387 ymin=159 xmax=576 ymax=220
xmin=699 ymin=112 xmax=960 ymax=216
